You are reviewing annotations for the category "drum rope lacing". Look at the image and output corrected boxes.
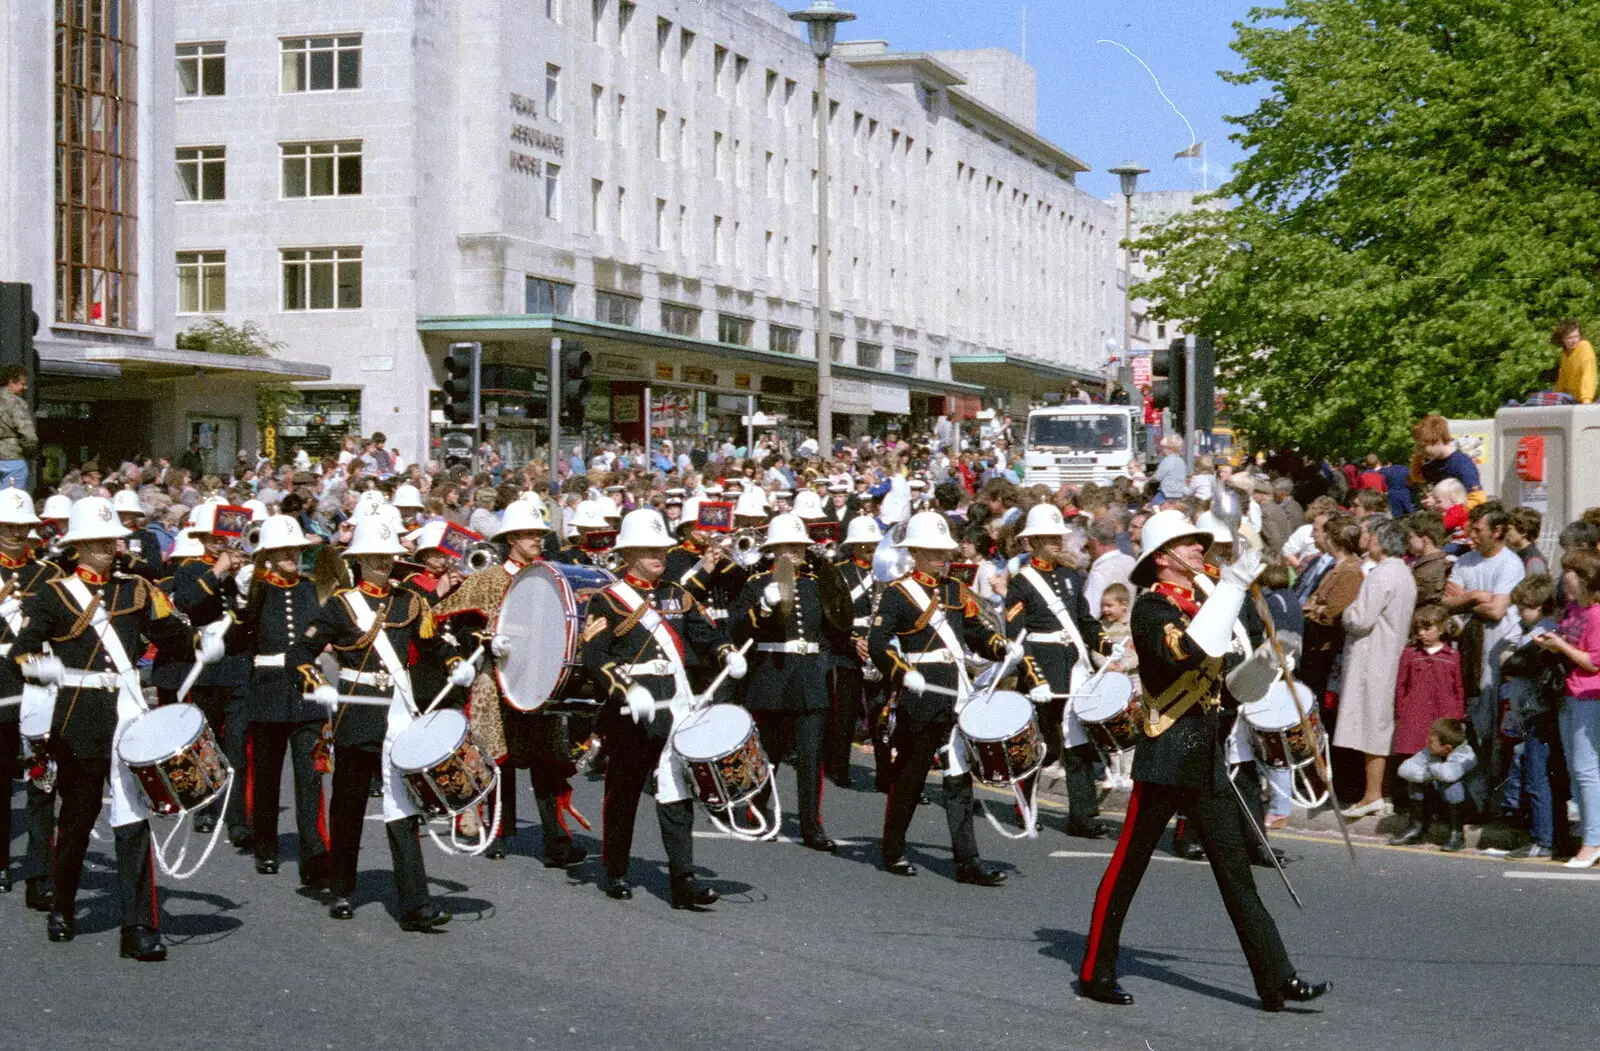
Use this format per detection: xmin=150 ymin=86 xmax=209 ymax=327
xmin=152 ymin=775 xmax=234 ymax=881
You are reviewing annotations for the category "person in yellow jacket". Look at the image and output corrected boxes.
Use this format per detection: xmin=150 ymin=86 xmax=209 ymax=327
xmin=1553 ymin=319 xmax=1596 ymax=404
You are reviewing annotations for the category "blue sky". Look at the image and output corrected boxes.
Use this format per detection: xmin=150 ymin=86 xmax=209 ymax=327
xmin=837 ymin=0 xmax=1270 ymax=197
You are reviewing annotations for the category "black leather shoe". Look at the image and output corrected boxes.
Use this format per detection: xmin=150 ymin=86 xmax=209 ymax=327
xmin=604 ymin=876 xmax=633 ymax=900
xmin=830 ymin=776 xmax=852 ymax=790
xmin=299 ymin=855 xmax=330 ymax=889
xmin=194 ymin=815 xmax=216 ymax=835
xmin=1068 ymin=821 xmax=1111 ymax=840
xmin=955 ymin=863 xmax=1007 ymax=887
xmin=398 ymin=904 xmax=450 ymax=932
xmin=1387 ymin=822 xmax=1426 ymax=846
xmin=1173 ymin=841 xmax=1206 ymax=861
xmin=1251 ymin=847 xmax=1290 ymax=869
xmin=485 ymin=838 xmax=508 ymax=860
xmin=883 ymin=857 xmax=917 ymax=877
xmin=917 ymin=792 xmax=931 ymax=805
xmin=25 ymin=879 xmax=54 ymax=913
xmin=1442 ymin=827 xmax=1466 ymax=853
xmin=543 ymin=842 xmax=588 ymax=868
xmin=255 ymin=858 xmax=280 ymax=875
xmin=803 ymin=834 xmax=838 ymax=853
xmin=0 ymin=870 xmax=12 ymax=893
xmin=1262 ymin=975 xmax=1331 ymax=1012
xmin=120 ymin=926 xmax=167 ymax=962
xmin=328 ymin=898 xmax=355 ymax=921
xmin=227 ymin=826 xmax=252 ymax=850
xmin=1075 ymin=977 xmax=1135 ymax=1006
xmin=670 ymin=879 xmax=719 ymax=910
xmin=46 ymin=910 xmax=75 ymax=942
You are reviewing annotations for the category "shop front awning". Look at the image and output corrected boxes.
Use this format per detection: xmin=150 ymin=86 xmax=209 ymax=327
xmin=37 ymin=339 xmax=332 ymax=386
xmin=950 ymin=352 xmax=1103 ymax=399
xmin=415 ymin=314 xmax=984 ymax=404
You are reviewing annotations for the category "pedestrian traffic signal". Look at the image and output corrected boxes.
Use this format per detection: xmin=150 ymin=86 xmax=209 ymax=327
xmin=1151 ymin=338 xmax=1187 ymax=431
xmin=559 ymin=345 xmax=592 ymax=430
xmin=0 ymin=282 xmax=39 ymax=411
xmin=443 ymin=342 xmax=479 ymax=425
xmin=1189 ymin=336 xmax=1215 ymax=433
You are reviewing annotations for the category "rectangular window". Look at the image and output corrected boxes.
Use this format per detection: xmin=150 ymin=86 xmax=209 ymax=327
xmin=893 ymin=348 xmax=918 ymax=376
xmin=857 ymin=342 xmax=882 ymax=369
xmin=655 ymin=198 xmax=667 ymax=249
xmin=545 ymin=64 xmax=562 ymax=120
xmin=829 ymin=335 xmax=844 ymax=363
xmin=679 ymin=29 xmax=695 ymax=77
xmin=57 ymin=0 xmax=138 ymax=328
xmin=176 ymin=146 xmax=226 ymax=201
xmin=176 ymin=251 xmax=226 ymax=313
xmin=525 ymin=276 xmax=574 ymax=314
xmin=655 ymin=109 xmax=668 ymax=160
xmin=733 ymin=138 xmax=744 ymax=187
xmin=713 ymin=131 xmax=725 ymax=180
xmin=281 ymin=35 xmax=361 ymax=92
xmin=733 ymin=221 xmax=743 ymax=268
xmin=656 ymin=18 xmax=672 ymax=71
xmin=591 ymin=0 xmax=606 ymax=43
xmin=765 ymin=70 xmax=778 ymax=115
xmin=712 ymin=215 xmax=724 ymax=263
xmin=765 ymin=151 xmax=775 ymax=197
xmin=678 ymin=117 xmax=689 ymax=168
xmin=615 ymin=93 xmax=627 ymax=145
xmin=176 ymin=42 xmax=225 ymax=97
xmin=661 ymin=302 xmax=700 ymax=336
xmin=281 ymin=247 xmax=362 ymax=311
xmin=591 ymin=179 xmax=606 ymax=234
xmin=677 ymin=205 xmax=688 ymax=258
xmin=595 ymin=290 xmax=639 ymax=326
xmin=713 ymin=45 xmax=728 ymax=95
xmin=733 ymin=54 xmax=748 ymax=102
xmin=591 ymin=84 xmax=605 ymax=138
xmin=281 ymin=141 xmax=362 ymax=198
xmin=546 ymin=0 xmax=562 ymax=23
xmin=617 ymin=1 xmax=635 ymax=51
xmin=615 ymin=185 xmax=628 ymax=240
xmin=768 ymin=323 xmax=800 ymax=355
xmin=718 ymin=314 xmax=752 ymax=346
xmin=784 ymin=78 xmax=797 ymax=111
xmin=544 ymin=163 xmax=561 ymax=219
xmin=763 ymin=230 xmax=775 ymax=276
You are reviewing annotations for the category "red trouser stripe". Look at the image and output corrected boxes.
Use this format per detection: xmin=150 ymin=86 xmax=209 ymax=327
xmin=148 ymin=843 xmax=160 ymax=928
xmin=243 ymin=734 xmax=256 ymax=823
xmin=316 ymin=783 xmax=331 ymax=851
xmin=1080 ymin=782 xmax=1143 ymax=982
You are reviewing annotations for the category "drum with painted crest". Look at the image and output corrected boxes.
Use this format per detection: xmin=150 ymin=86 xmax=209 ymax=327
xmin=957 ymin=689 xmax=1045 ymax=786
xmin=389 ymin=708 xmax=498 ymax=817
xmin=1072 ymin=672 xmax=1142 ymax=756
xmin=494 ymin=561 xmax=616 ymax=711
xmin=117 ymin=703 xmax=231 ymax=815
xmin=673 ymin=703 xmax=772 ymax=810
xmin=1243 ymin=679 xmax=1329 ymax=809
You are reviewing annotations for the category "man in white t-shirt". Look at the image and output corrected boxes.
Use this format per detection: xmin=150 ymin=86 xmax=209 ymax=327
xmin=1083 ymin=518 xmax=1136 ymax=614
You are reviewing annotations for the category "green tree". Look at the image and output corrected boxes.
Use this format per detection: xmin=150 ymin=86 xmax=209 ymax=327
xmin=176 ymin=319 xmax=301 ymax=437
xmin=1136 ymin=0 xmax=1600 ymax=459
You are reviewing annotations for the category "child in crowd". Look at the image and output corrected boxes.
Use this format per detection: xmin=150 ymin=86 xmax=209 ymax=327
xmin=1097 ymin=582 xmax=1136 ymax=792
xmin=1488 ymin=575 xmax=1572 ymax=859
xmin=1430 ymin=479 xmax=1470 ymax=553
xmin=1390 ymin=608 xmax=1466 ymax=845
xmin=1391 ymin=718 xmax=1478 ymax=851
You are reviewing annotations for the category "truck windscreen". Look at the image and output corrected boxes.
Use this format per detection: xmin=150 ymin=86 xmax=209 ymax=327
xmin=1028 ymin=414 xmax=1129 ymax=452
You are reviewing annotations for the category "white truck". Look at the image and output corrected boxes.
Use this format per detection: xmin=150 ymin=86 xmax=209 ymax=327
xmin=1021 ymin=404 xmax=1142 ymax=487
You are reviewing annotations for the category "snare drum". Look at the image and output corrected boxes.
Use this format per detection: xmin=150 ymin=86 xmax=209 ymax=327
xmin=673 ymin=704 xmax=772 ymax=809
xmin=495 ymin=562 xmax=616 ymax=711
xmin=958 ymin=689 xmax=1045 ymax=786
xmin=18 ymin=683 xmax=53 ymax=759
xmin=1243 ymin=680 xmax=1329 ymax=808
xmin=390 ymin=709 xmax=498 ymax=817
xmin=1072 ymin=672 xmax=1142 ymax=756
xmin=117 ymin=704 xmax=231 ymax=816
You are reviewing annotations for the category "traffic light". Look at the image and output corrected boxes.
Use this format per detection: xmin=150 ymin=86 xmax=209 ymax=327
xmin=442 ymin=342 xmax=479 ymax=425
xmin=1189 ymin=336 xmax=1215 ymax=433
xmin=1150 ymin=338 xmax=1187 ymax=431
xmin=0 ymin=282 xmax=39 ymax=411
xmin=558 ymin=344 xmax=592 ymax=430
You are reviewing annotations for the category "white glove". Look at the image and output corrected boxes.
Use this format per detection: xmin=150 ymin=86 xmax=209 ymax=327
xmin=900 ymin=669 xmax=926 ymax=696
xmin=723 ymin=649 xmax=748 ymax=680
xmin=490 ymin=634 xmax=512 ymax=659
xmin=625 ymin=683 xmax=658 ymax=723
xmin=23 ymin=655 xmax=63 ymax=685
xmin=760 ymin=582 xmax=783 ymax=612
xmin=1220 ymin=543 xmax=1264 ymax=589
xmin=449 ymin=660 xmax=479 ymax=688
xmin=197 ymin=631 xmax=227 ymax=666
xmin=1027 ymin=683 xmax=1053 ymax=703
xmin=312 ymin=683 xmax=340 ymax=707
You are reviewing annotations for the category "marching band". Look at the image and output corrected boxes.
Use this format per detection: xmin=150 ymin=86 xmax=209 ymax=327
xmin=0 ymin=474 xmax=1331 ymax=1014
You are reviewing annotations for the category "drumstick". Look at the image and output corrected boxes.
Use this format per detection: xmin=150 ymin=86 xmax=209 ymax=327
xmin=690 ymin=638 xmax=755 ymax=712
xmin=303 ymin=694 xmax=395 ymax=707
xmin=423 ymin=643 xmax=487 ymax=716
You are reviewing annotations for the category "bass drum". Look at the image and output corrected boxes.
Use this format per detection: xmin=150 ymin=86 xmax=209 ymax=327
xmin=494 ymin=561 xmax=616 ymax=712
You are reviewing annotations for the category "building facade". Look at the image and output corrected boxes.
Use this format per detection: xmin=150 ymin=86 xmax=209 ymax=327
xmin=171 ymin=0 xmax=1120 ymax=463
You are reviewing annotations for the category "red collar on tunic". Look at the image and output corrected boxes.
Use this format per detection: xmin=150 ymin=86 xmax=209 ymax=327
xmin=623 ymin=572 xmax=656 ymax=591
xmin=0 ymin=550 xmax=27 ymax=570
xmin=910 ymin=569 xmax=941 ymax=588
xmin=1029 ymin=556 xmax=1054 ymax=572
xmin=681 ymin=537 xmax=705 ymax=555
xmin=264 ymin=570 xmax=299 ymax=588
xmin=1152 ymin=580 xmax=1201 ymax=616
xmin=357 ymin=580 xmax=389 ymax=598
xmin=75 ymin=566 xmax=110 ymax=586
xmin=852 ymin=555 xmax=872 ymax=569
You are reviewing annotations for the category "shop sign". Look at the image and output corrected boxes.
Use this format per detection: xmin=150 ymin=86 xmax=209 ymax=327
xmin=734 ymin=373 xmax=752 ymax=390
xmin=682 ymin=365 xmax=717 ymax=386
xmin=655 ymin=362 xmax=675 ymax=381
xmin=869 ymin=383 xmax=910 ymax=415
xmin=597 ymin=353 xmax=644 ymax=378
xmin=831 ymin=379 xmax=872 ymax=414
xmin=612 ymin=393 xmax=642 ymax=424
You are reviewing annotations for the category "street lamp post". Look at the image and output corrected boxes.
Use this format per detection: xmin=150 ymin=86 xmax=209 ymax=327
xmin=1107 ymin=160 xmax=1149 ymax=375
xmin=791 ymin=0 xmax=854 ymax=458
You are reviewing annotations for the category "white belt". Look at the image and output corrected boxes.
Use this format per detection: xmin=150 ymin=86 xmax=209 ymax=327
xmin=757 ymin=641 xmax=820 ymax=655
xmin=254 ymin=653 xmax=287 ymax=667
xmin=703 ymin=607 xmax=729 ymax=620
xmin=58 ymin=670 xmax=122 ymax=690
xmin=339 ymin=667 xmax=396 ymax=691
xmin=851 ymin=616 xmax=870 ymax=628
xmin=622 ymin=660 xmax=676 ymax=677
xmin=905 ymin=650 xmax=957 ymax=665
xmin=0 ymin=642 xmax=10 ymax=657
xmin=1026 ymin=631 xmax=1070 ymax=644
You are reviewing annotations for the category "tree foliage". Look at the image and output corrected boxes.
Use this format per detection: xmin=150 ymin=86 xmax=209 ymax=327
xmin=175 ymin=319 xmax=300 ymax=433
xmin=1135 ymin=0 xmax=1600 ymax=459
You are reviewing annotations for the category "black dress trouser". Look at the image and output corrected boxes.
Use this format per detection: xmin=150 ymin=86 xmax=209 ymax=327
xmin=165 ymin=684 xmax=250 ymax=832
xmin=1080 ymin=779 xmax=1293 ymax=999
xmin=52 ymin=751 xmax=157 ymax=928
xmin=0 ymin=722 xmax=56 ymax=880
xmin=327 ymin=745 xmax=427 ymax=913
xmin=600 ymin=708 xmax=695 ymax=881
xmin=824 ymin=665 xmax=864 ymax=786
xmin=881 ymin=712 xmax=979 ymax=865
xmin=1037 ymin=696 xmax=1102 ymax=831
xmin=249 ymin=721 xmax=327 ymax=876
xmin=753 ymin=708 xmax=827 ymax=840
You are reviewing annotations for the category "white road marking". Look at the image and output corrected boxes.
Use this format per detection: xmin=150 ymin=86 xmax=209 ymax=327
xmin=692 ymin=831 xmax=860 ymax=846
xmin=1050 ymin=850 xmax=1191 ymax=863
xmin=1502 ymin=870 xmax=1600 ymax=882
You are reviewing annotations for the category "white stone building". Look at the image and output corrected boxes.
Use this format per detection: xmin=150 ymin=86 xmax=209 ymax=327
xmin=0 ymin=0 xmax=328 ymax=478
xmin=169 ymin=0 xmax=1120 ymax=463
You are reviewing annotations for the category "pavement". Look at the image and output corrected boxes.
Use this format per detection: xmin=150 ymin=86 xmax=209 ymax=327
xmin=2 ymin=750 xmax=1596 ymax=1051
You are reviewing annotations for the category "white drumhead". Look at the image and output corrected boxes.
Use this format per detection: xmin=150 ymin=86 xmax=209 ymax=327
xmin=496 ymin=565 xmax=575 ymax=707
xmin=1074 ymin=672 xmax=1134 ymax=721
xmin=117 ymin=704 xmax=204 ymax=766
xmin=958 ymin=689 xmax=1033 ymax=742
xmin=18 ymin=685 xmax=52 ymax=738
xmin=1244 ymin=680 xmax=1316 ymax=732
xmin=672 ymin=703 xmax=753 ymax=761
xmin=390 ymin=709 xmax=468 ymax=773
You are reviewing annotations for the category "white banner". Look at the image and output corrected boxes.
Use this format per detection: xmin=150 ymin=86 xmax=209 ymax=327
xmin=831 ymin=378 xmax=872 ymax=414
xmin=870 ymin=383 xmax=910 ymax=415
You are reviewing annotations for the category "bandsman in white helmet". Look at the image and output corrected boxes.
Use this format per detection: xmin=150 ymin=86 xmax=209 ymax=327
xmin=390 ymin=484 xmax=425 ymax=530
xmin=0 ymin=487 xmax=60 ymax=910
xmin=110 ymin=489 xmax=166 ymax=584
xmin=867 ymin=510 xmax=1012 ymax=886
xmin=825 ymin=514 xmax=890 ymax=792
xmin=552 ymin=499 xmax=611 ymax=567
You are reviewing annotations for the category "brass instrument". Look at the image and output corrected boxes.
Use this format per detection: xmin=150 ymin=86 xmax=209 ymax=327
xmin=729 ymin=529 xmax=765 ymax=569
xmin=464 ymin=540 xmax=505 ymax=572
